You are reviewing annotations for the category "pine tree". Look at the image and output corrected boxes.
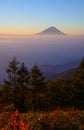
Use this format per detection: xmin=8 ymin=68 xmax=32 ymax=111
xmin=4 ymin=57 xmax=20 ymax=88
xmin=17 ymin=62 xmax=30 ymax=88
xmin=3 ymin=57 xmax=20 ymax=109
xmin=31 ymin=65 xmax=46 ymax=111
xmin=14 ymin=62 xmax=30 ymax=112
xmin=31 ymin=65 xmax=45 ymax=93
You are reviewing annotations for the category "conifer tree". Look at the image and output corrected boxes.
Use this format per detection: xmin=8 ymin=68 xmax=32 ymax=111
xmin=17 ymin=62 xmax=30 ymax=88
xmin=14 ymin=62 xmax=30 ymax=112
xmin=31 ymin=65 xmax=45 ymax=92
xmin=31 ymin=65 xmax=46 ymax=111
xmin=4 ymin=57 xmax=20 ymax=88
xmin=3 ymin=57 xmax=20 ymax=109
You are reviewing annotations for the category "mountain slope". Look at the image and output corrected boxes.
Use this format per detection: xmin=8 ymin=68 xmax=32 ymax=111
xmin=43 ymin=68 xmax=77 ymax=80
xmin=37 ymin=26 xmax=65 ymax=35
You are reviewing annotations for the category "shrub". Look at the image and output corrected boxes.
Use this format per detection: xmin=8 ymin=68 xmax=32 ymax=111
xmin=0 ymin=108 xmax=84 ymax=130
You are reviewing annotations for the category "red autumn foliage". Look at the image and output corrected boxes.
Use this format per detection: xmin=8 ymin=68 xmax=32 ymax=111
xmin=4 ymin=109 xmax=32 ymax=130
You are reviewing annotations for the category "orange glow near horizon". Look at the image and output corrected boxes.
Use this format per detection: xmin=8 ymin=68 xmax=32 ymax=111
xmin=0 ymin=0 xmax=84 ymax=36
xmin=0 ymin=27 xmax=84 ymax=35
xmin=0 ymin=27 xmax=38 ymax=35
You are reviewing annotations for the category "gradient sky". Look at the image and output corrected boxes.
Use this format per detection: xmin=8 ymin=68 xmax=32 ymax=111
xmin=0 ymin=0 xmax=84 ymax=35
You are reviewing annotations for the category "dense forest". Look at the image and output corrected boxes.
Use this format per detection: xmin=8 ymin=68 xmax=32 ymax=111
xmin=0 ymin=57 xmax=84 ymax=112
xmin=0 ymin=57 xmax=84 ymax=129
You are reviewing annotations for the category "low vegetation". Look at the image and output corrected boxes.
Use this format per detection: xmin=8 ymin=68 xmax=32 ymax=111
xmin=0 ymin=108 xmax=84 ymax=130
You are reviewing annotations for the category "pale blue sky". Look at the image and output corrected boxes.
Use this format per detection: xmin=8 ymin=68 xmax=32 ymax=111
xmin=0 ymin=0 xmax=84 ymax=34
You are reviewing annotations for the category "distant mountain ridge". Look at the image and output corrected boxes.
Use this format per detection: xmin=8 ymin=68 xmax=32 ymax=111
xmin=44 ymin=68 xmax=77 ymax=80
xmin=38 ymin=60 xmax=80 ymax=80
xmin=38 ymin=60 xmax=80 ymax=73
xmin=37 ymin=26 xmax=65 ymax=35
